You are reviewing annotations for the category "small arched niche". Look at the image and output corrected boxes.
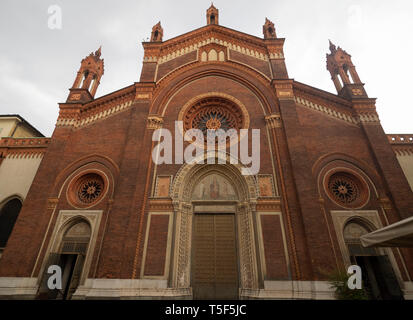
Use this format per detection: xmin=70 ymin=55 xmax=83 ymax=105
xmin=0 ymin=197 xmax=23 ymax=250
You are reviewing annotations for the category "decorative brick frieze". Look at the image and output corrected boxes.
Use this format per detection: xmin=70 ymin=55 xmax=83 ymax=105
xmin=256 ymin=199 xmax=281 ymax=211
xmin=357 ymin=112 xmax=380 ymax=124
xmin=156 ymin=35 xmax=270 ymax=65
xmin=0 ymin=137 xmax=50 ymax=158
xmin=56 ymin=100 xmax=133 ymax=128
xmin=294 ymin=96 xmax=359 ymax=125
xmin=387 ymin=134 xmax=413 ymax=145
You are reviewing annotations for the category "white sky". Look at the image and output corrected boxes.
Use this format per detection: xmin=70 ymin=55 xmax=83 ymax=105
xmin=0 ymin=0 xmax=412 ymax=136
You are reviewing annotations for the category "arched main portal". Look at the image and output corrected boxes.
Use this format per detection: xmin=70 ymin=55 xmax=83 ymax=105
xmin=170 ymin=157 xmax=259 ymax=299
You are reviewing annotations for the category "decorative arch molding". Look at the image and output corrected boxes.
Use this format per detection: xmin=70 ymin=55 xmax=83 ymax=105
xmin=343 ymin=215 xmax=378 ymax=233
xmin=176 ymin=92 xmax=251 ymax=144
xmin=171 ymin=151 xmax=259 ymax=203
xmin=52 ymin=154 xmax=119 ymax=193
xmin=329 ymin=209 xmax=403 ymax=276
xmin=169 ymin=154 xmax=260 ymax=292
xmin=51 ymin=154 xmax=118 ymax=207
xmin=151 ymin=63 xmax=278 ymax=117
xmin=312 ymin=152 xmax=384 ymax=197
xmin=36 ymin=210 xmax=103 ymax=285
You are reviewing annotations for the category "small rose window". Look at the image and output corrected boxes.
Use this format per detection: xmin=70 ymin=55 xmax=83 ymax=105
xmin=326 ymin=171 xmax=368 ymax=208
xmin=68 ymin=172 xmax=105 ymax=207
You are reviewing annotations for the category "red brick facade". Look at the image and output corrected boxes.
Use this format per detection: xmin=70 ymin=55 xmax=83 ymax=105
xmin=0 ymin=6 xmax=412 ymax=299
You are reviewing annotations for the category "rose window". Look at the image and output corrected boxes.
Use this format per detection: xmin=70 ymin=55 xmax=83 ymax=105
xmin=183 ymin=97 xmax=244 ymax=143
xmin=78 ymin=179 xmax=103 ymax=204
xmin=329 ymin=176 xmax=358 ymax=203
xmin=68 ymin=172 xmax=105 ymax=207
xmin=326 ymin=172 xmax=368 ymax=208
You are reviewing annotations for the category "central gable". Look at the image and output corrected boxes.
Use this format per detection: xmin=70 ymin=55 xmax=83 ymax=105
xmin=140 ymin=25 xmax=284 ymax=83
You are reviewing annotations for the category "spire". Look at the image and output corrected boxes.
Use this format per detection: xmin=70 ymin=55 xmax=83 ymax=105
xmin=326 ymin=42 xmax=365 ymax=97
xmin=263 ymin=18 xmax=276 ymax=39
xmin=206 ymin=3 xmax=219 ymax=25
xmin=328 ymin=40 xmax=336 ymax=54
xmin=150 ymin=21 xmax=163 ymax=42
xmin=67 ymin=48 xmax=104 ymax=102
xmin=95 ymin=46 xmax=102 ymax=58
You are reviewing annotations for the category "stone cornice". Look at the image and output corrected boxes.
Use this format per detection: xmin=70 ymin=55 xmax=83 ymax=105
xmin=142 ymin=25 xmax=286 ymax=64
xmin=56 ymin=85 xmax=139 ymax=129
xmin=388 ymin=135 xmax=413 ymax=156
xmin=387 ymin=134 xmax=413 ymax=145
xmin=153 ymin=35 xmax=272 ymax=65
xmin=294 ymin=96 xmax=359 ymax=126
xmin=0 ymin=137 xmax=50 ymax=159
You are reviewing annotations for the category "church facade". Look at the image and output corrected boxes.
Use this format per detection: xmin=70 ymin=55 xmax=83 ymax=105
xmin=0 ymin=6 xmax=412 ymax=299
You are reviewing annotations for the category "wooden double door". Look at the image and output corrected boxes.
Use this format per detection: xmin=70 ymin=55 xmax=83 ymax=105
xmin=192 ymin=213 xmax=239 ymax=300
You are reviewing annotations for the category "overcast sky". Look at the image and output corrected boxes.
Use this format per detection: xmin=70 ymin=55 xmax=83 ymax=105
xmin=0 ymin=0 xmax=412 ymax=136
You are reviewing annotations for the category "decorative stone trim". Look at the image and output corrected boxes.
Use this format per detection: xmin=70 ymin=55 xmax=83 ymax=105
xmin=387 ymin=134 xmax=413 ymax=144
xmin=147 ymin=115 xmax=164 ymax=129
xmin=358 ymin=112 xmax=380 ymax=124
xmin=265 ymin=113 xmax=282 ymax=128
xmin=269 ymin=52 xmax=284 ymax=59
xmin=148 ymin=199 xmax=174 ymax=211
xmin=71 ymin=279 xmax=191 ymax=299
xmin=392 ymin=146 xmax=413 ymax=156
xmin=256 ymin=199 xmax=281 ymax=211
xmin=0 ymin=277 xmax=39 ymax=298
xmin=56 ymin=100 xmax=133 ymax=128
xmin=257 ymin=174 xmax=276 ymax=198
xmin=0 ymin=137 xmax=50 ymax=148
xmin=4 ymin=152 xmax=45 ymax=159
xmin=241 ymin=281 xmax=335 ymax=300
xmin=0 ymin=137 xmax=50 ymax=159
xmin=156 ymin=37 xmax=269 ymax=65
xmin=46 ymin=198 xmax=59 ymax=210
xmin=136 ymin=93 xmax=151 ymax=100
xmin=295 ymin=96 xmax=359 ymax=125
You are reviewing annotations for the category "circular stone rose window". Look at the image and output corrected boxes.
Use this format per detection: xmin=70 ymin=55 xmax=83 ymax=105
xmin=68 ymin=172 xmax=106 ymax=208
xmin=326 ymin=171 xmax=369 ymax=208
xmin=183 ymin=97 xmax=244 ymax=144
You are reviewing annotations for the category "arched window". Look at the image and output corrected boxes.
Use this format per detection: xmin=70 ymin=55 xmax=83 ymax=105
xmin=0 ymin=198 xmax=23 ymax=249
xmin=89 ymin=75 xmax=97 ymax=92
xmin=153 ymin=30 xmax=158 ymax=41
xmin=343 ymin=220 xmax=377 ymax=262
xmin=210 ymin=14 xmax=215 ymax=24
xmin=81 ymin=70 xmax=89 ymax=88
xmin=208 ymin=49 xmax=217 ymax=61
